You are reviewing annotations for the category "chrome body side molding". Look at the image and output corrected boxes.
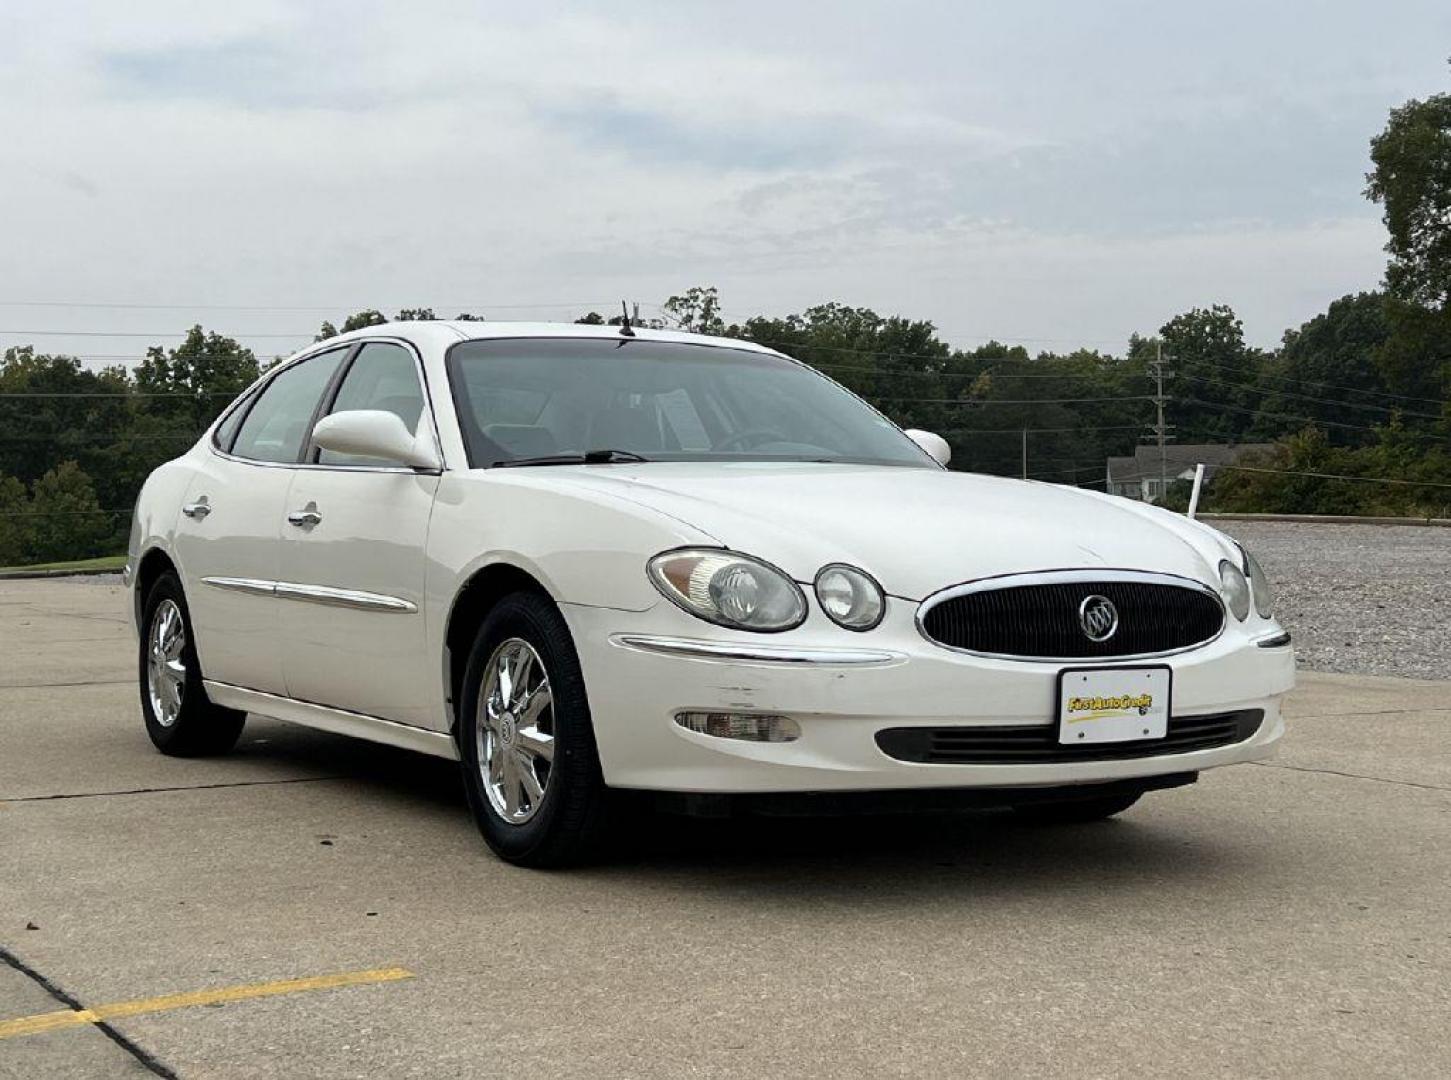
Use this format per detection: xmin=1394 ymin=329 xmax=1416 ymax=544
xmin=610 ymin=634 xmax=905 ymax=666
xmin=203 ymin=681 xmax=459 ymax=760
xmin=200 ymin=576 xmax=276 ymax=598
xmin=272 ymin=581 xmax=418 ymax=614
xmin=200 ymin=577 xmax=417 ymax=614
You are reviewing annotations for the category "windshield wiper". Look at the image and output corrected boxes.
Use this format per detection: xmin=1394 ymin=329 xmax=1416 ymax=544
xmin=492 ymin=449 xmax=652 ymax=468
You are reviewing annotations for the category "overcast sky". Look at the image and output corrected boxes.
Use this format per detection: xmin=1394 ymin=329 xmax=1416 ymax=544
xmin=1 ymin=1 xmax=1448 ymax=365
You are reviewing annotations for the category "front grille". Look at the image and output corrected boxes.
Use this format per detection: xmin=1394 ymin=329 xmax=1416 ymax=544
xmin=875 ymin=709 xmax=1263 ymax=765
xmin=920 ymin=575 xmax=1224 ymax=659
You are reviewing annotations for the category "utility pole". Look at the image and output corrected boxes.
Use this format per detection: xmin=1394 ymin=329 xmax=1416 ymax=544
xmin=1021 ymin=427 xmax=1028 ymax=480
xmin=1147 ymin=342 xmax=1174 ymax=503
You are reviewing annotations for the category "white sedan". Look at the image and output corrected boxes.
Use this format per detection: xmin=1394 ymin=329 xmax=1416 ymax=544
xmin=127 ymin=321 xmax=1294 ymax=865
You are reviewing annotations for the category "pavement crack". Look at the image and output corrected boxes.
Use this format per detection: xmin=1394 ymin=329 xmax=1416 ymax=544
xmin=0 ymin=679 xmax=132 ymax=690
xmin=0 ymin=945 xmax=178 ymax=1078
xmin=1249 ymin=760 xmax=1451 ymax=793
xmin=1288 ymin=707 xmax=1451 ymax=720
xmin=2 ymin=776 xmax=347 ymax=803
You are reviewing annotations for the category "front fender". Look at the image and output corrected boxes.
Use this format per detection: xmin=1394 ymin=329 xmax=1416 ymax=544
xmin=425 ymin=472 xmax=717 ymax=613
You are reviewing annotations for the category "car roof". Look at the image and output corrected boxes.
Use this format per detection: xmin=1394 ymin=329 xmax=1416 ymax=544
xmin=319 ymin=320 xmax=789 ymax=359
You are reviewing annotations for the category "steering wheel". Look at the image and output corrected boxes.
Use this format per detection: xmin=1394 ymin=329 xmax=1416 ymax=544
xmin=715 ymin=427 xmax=791 ymax=452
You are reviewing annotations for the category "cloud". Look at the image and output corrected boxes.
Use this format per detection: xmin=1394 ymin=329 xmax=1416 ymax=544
xmin=0 ymin=0 xmax=1446 ymax=362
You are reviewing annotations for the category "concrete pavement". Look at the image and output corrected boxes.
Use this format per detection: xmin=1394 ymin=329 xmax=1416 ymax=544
xmin=2 ymin=578 xmax=1448 ymax=1078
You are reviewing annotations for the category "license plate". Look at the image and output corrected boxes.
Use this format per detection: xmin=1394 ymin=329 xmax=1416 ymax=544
xmin=1057 ymin=666 xmax=1171 ymax=745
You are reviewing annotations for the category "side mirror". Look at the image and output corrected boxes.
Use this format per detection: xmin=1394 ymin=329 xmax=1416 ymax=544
xmin=905 ymin=429 xmax=951 ymax=467
xmin=311 ymin=410 xmax=440 ymax=470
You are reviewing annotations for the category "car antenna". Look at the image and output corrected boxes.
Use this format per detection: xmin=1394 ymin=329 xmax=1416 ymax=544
xmin=617 ymin=300 xmax=636 ymax=337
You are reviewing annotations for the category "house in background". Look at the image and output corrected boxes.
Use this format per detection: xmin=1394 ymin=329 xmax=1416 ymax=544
xmin=1106 ymin=443 xmax=1273 ymax=503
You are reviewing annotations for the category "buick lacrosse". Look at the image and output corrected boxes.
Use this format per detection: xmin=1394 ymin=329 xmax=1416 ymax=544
xmin=127 ymin=321 xmax=1294 ymax=865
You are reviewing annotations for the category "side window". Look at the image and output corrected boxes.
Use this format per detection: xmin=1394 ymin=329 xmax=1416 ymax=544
xmin=230 ymin=350 xmax=346 ymax=464
xmin=212 ymin=393 xmax=252 ymax=452
xmin=317 ymin=342 xmax=426 ymax=466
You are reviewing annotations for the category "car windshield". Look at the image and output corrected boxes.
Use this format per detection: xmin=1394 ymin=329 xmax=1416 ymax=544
xmin=447 ymin=337 xmax=935 ymax=469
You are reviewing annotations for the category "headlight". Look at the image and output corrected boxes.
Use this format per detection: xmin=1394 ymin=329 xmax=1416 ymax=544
xmin=1243 ymin=548 xmax=1274 ymax=619
xmin=814 ymin=564 xmax=885 ymax=630
xmin=1218 ymin=559 xmax=1251 ymax=621
xmin=648 ymin=548 xmax=807 ymax=632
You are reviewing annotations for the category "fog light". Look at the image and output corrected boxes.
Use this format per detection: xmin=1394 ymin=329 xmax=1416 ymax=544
xmin=674 ymin=711 xmax=801 ymax=742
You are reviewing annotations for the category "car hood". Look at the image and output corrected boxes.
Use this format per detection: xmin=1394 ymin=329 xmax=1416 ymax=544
xmin=535 ymin=462 xmax=1237 ymax=600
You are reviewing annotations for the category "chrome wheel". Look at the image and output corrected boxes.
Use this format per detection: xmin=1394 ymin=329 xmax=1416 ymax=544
xmin=477 ymin=637 xmax=554 ymax=824
xmin=146 ymin=598 xmax=187 ymax=728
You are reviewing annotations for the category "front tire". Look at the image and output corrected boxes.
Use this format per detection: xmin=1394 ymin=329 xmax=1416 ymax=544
xmin=1011 ymin=791 xmax=1141 ymax=824
xmin=139 ymin=572 xmax=245 ymax=756
xmin=458 ymin=592 xmax=609 ymax=867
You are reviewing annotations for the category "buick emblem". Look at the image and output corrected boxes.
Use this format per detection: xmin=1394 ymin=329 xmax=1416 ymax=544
xmin=1078 ymin=595 xmax=1119 ymax=642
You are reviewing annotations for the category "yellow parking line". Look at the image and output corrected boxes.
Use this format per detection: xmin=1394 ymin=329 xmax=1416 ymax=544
xmin=0 ymin=967 xmax=413 ymax=1041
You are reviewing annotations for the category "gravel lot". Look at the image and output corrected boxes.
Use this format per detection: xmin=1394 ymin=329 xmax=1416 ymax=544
xmin=1219 ymin=521 xmax=1451 ymax=680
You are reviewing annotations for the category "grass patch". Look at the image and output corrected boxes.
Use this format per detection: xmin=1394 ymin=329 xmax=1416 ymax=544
xmin=0 ymin=554 xmax=128 ymax=575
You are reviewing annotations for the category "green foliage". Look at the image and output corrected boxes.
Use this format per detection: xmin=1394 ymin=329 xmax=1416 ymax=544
xmin=663 ymin=286 xmax=726 ymax=335
xmin=1207 ymin=428 xmax=1451 ymax=518
xmin=1374 ymin=297 xmax=1451 ymax=408
xmin=316 ymin=309 xmax=387 ymax=341
xmin=135 ymin=326 xmax=260 ymax=434
xmin=25 ymin=461 xmax=112 ymax=563
xmin=0 ymin=474 xmax=27 ymax=565
xmin=1158 ymin=305 xmax=1268 ymax=443
xmin=1366 ymin=82 xmax=1451 ymax=309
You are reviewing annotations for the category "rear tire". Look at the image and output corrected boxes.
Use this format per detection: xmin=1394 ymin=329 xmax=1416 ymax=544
xmin=1011 ymin=792 xmax=1141 ymax=824
xmin=458 ymin=591 xmax=610 ymax=867
xmin=139 ymin=572 xmax=245 ymax=756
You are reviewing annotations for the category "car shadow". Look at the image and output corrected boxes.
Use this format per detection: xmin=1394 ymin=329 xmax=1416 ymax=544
xmin=230 ymin=718 xmax=1263 ymax=902
xmin=590 ymin=805 xmax=1260 ymax=902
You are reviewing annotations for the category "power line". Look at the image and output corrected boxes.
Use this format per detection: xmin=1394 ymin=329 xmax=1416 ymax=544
xmin=0 ymin=433 xmax=199 ymax=442
xmin=1175 ymin=397 xmax=1448 ymax=441
xmin=812 ymin=361 xmax=1149 ymax=382
xmin=0 ymin=300 xmax=612 ymax=311
xmin=0 ymin=508 xmax=134 ymax=517
xmin=1179 ymin=351 xmax=1450 ymax=407
xmin=948 ymin=424 xmax=1149 ymax=435
xmin=0 ymin=329 xmax=308 ymax=339
xmin=0 ymin=392 xmax=237 ymax=398
xmin=10 ymin=321 xmax=1445 ymax=407
xmin=1215 ymin=463 xmax=1451 ymax=491
xmin=875 ymin=394 xmax=1150 ymax=405
xmin=1180 ymin=372 xmax=1447 ymax=419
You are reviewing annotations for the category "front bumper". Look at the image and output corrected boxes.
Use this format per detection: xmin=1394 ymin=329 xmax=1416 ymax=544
xmin=562 ymin=599 xmax=1294 ymax=794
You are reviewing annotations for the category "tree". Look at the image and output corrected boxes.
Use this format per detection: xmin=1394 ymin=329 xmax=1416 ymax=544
xmin=0 ymin=347 xmax=136 ymax=507
xmin=662 ymin=286 xmax=725 ymax=335
xmin=134 ymin=326 xmax=260 ymax=436
xmin=25 ymin=461 xmax=111 ymax=563
xmin=316 ymin=309 xmax=387 ymax=341
xmin=1157 ymin=305 xmax=1266 ymax=443
xmin=1264 ymin=292 xmax=1393 ymax=443
xmin=0 ymin=474 xmax=28 ymax=565
xmin=1366 ymin=78 xmax=1451 ymax=309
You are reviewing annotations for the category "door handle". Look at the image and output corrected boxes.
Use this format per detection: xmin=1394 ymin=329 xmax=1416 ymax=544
xmin=181 ymin=500 xmax=211 ymax=519
xmin=287 ymin=505 xmax=322 ymax=528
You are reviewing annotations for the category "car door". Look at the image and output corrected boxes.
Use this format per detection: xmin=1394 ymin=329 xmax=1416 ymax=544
xmin=173 ymin=347 xmax=350 ymax=694
xmin=276 ymin=340 xmax=443 ymax=730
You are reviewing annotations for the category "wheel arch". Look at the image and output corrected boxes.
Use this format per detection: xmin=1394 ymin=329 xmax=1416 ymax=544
xmin=133 ymin=546 xmax=180 ymax=632
xmin=443 ymin=561 xmax=555 ymax=738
